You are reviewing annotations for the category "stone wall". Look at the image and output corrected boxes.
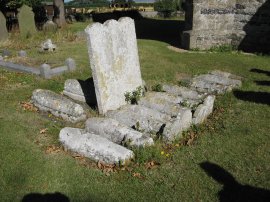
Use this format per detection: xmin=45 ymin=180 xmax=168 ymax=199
xmin=182 ymin=0 xmax=270 ymax=53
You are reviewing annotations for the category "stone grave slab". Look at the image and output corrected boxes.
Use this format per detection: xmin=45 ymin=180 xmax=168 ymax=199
xmin=85 ymin=17 xmax=143 ymax=114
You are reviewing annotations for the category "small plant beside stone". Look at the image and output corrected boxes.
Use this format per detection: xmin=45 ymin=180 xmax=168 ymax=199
xmin=152 ymin=84 xmax=164 ymax=92
xmin=124 ymin=86 xmax=144 ymax=105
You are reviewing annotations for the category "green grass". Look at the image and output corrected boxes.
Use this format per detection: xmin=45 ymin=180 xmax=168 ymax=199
xmin=0 ymin=22 xmax=270 ymax=201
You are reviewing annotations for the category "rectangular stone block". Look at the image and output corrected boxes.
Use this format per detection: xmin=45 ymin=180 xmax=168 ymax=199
xmin=60 ymin=127 xmax=134 ymax=165
xmin=85 ymin=17 xmax=143 ymax=114
xmin=85 ymin=117 xmax=154 ymax=147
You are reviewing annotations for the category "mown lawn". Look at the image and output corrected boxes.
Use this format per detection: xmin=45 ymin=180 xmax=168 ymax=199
xmin=0 ymin=20 xmax=270 ymax=201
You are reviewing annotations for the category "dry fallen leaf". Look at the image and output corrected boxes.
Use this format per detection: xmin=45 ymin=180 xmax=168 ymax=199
xmin=97 ymin=161 xmax=117 ymax=174
xmin=20 ymin=101 xmax=38 ymax=112
xmin=133 ymin=172 xmax=145 ymax=179
xmin=187 ymin=132 xmax=196 ymax=146
xmin=145 ymin=161 xmax=160 ymax=170
xmin=39 ymin=128 xmax=48 ymax=134
xmin=45 ymin=145 xmax=61 ymax=154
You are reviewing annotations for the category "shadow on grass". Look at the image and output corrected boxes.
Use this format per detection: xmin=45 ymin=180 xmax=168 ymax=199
xmin=22 ymin=192 xmax=69 ymax=202
xmin=233 ymin=68 xmax=270 ymax=105
xmin=254 ymin=81 xmax=270 ymax=86
xmin=233 ymin=90 xmax=270 ymax=105
xmin=250 ymin=68 xmax=270 ymax=77
xmin=200 ymin=162 xmax=270 ymax=202
xmin=92 ymin=10 xmax=185 ymax=48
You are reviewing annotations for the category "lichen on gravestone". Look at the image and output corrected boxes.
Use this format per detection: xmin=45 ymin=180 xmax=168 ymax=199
xmin=85 ymin=17 xmax=143 ymax=114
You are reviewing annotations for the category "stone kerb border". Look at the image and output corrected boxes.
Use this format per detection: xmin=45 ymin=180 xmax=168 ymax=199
xmin=0 ymin=54 xmax=76 ymax=79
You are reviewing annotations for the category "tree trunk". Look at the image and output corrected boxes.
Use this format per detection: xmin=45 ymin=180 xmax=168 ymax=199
xmin=53 ymin=0 xmax=66 ymax=28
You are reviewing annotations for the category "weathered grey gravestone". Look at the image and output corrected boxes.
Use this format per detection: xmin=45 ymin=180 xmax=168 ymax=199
xmin=0 ymin=11 xmax=8 ymax=41
xmin=85 ymin=17 xmax=143 ymax=114
xmin=53 ymin=0 xmax=66 ymax=28
xmin=18 ymin=5 xmax=36 ymax=38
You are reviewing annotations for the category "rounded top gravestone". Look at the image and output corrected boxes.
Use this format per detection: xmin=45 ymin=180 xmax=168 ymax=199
xmin=0 ymin=11 xmax=8 ymax=41
xmin=18 ymin=5 xmax=37 ymax=38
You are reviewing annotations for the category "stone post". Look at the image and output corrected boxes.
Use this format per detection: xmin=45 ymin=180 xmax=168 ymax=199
xmin=65 ymin=58 xmax=76 ymax=72
xmin=40 ymin=64 xmax=51 ymax=79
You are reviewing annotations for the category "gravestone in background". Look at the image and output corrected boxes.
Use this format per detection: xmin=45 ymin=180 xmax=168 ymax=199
xmin=0 ymin=11 xmax=8 ymax=41
xmin=53 ymin=0 xmax=66 ymax=27
xmin=85 ymin=17 xmax=143 ymax=115
xmin=18 ymin=5 xmax=36 ymax=38
xmin=182 ymin=0 xmax=270 ymax=53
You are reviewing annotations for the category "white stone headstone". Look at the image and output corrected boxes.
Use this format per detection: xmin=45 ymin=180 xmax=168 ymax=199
xmin=85 ymin=17 xmax=143 ymax=114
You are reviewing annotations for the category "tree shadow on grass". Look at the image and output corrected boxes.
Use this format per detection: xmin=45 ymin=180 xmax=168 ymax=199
xmin=233 ymin=90 xmax=270 ymax=105
xmin=254 ymin=81 xmax=270 ymax=86
xmin=22 ymin=192 xmax=69 ymax=202
xmin=200 ymin=162 xmax=270 ymax=202
xmin=250 ymin=68 xmax=270 ymax=77
xmin=233 ymin=68 xmax=270 ymax=105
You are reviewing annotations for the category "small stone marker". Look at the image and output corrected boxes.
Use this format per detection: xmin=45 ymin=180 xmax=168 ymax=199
xmin=2 ymin=49 xmax=11 ymax=57
xmin=40 ymin=64 xmax=51 ymax=79
xmin=42 ymin=20 xmax=58 ymax=33
xmin=0 ymin=11 xmax=8 ymax=41
xmin=59 ymin=127 xmax=134 ymax=165
xmin=18 ymin=50 xmax=27 ymax=57
xmin=65 ymin=58 xmax=76 ymax=71
xmin=85 ymin=17 xmax=143 ymax=114
xmin=18 ymin=5 xmax=36 ymax=38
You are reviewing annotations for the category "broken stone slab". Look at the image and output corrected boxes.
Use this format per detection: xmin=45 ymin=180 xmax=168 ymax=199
xmin=63 ymin=79 xmax=97 ymax=105
xmin=107 ymin=105 xmax=192 ymax=141
xmin=193 ymin=95 xmax=215 ymax=125
xmin=191 ymin=72 xmax=242 ymax=94
xmin=163 ymin=108 xmax=192 ymax=142
xmin=31 ymin=89 xmax=86 ymax=123
xmin=138 ymin=92 xmax=185 ymax=117
xmin=85 ymin=117 xmax=154 ymax=147
xmin=162 ymin=84 xmax=204 ymax=100
xmin=59 ymin=127 xmax=134 ymax=165
xmin=210 ymin=70 xmax=243 ymax=81
xmin=106 ymin=105 xmax=169 ymax=133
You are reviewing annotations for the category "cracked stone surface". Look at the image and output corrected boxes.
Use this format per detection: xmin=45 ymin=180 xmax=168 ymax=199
xmin=191 ymin=71 xmax=242 ymax=94
xmin=55 ymin=70 xmax=242 ymax=163
xmin=85 ymin=117 xmax=154 ymax=147
xmin=60 ymin=127 xmax=134 ymax=165
xmin=193 ymin=95 xmax=216 ymax=125
xmin=32 ymin=89 xmax=86 ymax=123
xmin=85 ymin=17 xmax=143 ymax=114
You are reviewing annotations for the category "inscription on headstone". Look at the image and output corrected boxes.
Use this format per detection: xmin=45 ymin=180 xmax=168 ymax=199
xmin=85 ymin=17 xmax=143 ymax=114
xmin=0 ymin=11 xmax=8 ymax=41
xmin=18 ymin=5 xmax=36 ymax=38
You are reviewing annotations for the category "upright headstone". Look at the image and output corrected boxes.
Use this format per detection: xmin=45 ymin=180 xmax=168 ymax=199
xmin=53 ymin=0 xmax=66 ymax=27
xmin=0 ymin=11 xmax=8 ymax=41
xmin=85 ymin=17 xmax=143 ymax=114
xmin=18 ymin=5 xmax=36 ymax=38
